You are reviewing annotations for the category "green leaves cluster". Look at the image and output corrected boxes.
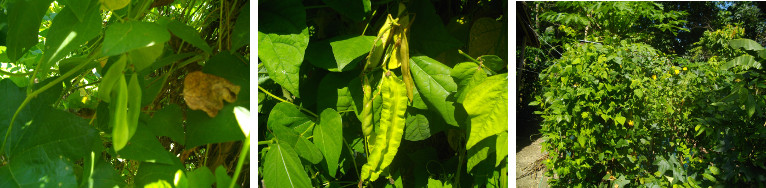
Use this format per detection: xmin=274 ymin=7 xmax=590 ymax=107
xmin=0 ymin=0 xmax=251 ymax=186
xmin=258 ymin=0 xmax=508 ymax=187
xmin=534 ymin=36 xmax=766 ymax=186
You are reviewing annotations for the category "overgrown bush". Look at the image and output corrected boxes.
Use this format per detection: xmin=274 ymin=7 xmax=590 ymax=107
xmin=534 ymin=30 xmax=766 ymax=186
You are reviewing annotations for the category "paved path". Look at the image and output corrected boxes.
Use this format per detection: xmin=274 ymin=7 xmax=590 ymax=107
xmin=515 ymin=137 xmax=548 ymax=188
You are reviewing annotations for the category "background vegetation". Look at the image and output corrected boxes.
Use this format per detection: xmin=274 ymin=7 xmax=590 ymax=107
xmin=521 ymin=1 xmax=766 ymax=187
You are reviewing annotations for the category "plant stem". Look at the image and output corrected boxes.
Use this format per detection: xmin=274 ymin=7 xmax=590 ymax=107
xmin=229 ymin=135 xmax=249 ymax=188
xmin=258 ymin=85 xmax=319 ymax=117
xmin=258 ymin=140 xmax=272 ymax=145
xmin=0 ymin=69 xmax=32 ymax=76
xmin=342 ymin=137 xmax=361 ymax=179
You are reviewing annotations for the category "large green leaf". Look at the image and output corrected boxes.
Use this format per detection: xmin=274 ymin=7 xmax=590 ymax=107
xmin=466 ymin=135 xmax=496 ymax=174
xmin=314 ymin=109 xmax=343 ymax=177
xmin=404 ymin=112 xmax=431 ymax=141
xmin=57 ymin=0 xmax=95 ymax=21
xmin=330 ymin=35 xmax=375 ymax=71
xmin=127 ymin=42 xmax=165 ymax=72
xmin=6 ymin=0 xmax=53 ymax=61
xmin=322 ymin=0 xmax=371 ymax=22
xmin=258 ymin=0 xmax=308 ymax=97
xmin=167 ymin=20 xmax=212 ymax=54
xmin=101 ymin=21 xmax=171 ymax=57
xmin=728 ymin=39 xmax=765 ymax=51
xmin=0 ymin=79 xmax=98 ymax=187
xmin=409 ymin=0 xmax=463 ymax=57
xmin=409 ymin=56 xmax=459 ymax=126
xmin=727 ymin=54 xmax=760 ymax=70
xmin=263 ymin=142 xmax=312 ymax=188
xmin=268 ymin=102 xmax=315 ymax=134
xmin=85 ymin=157 xmax=125 ymax=188
xmin=317 ymin=73 xmax=355 ymax=113
xmin=451 ymin=62 xmax=487 ymax=103
xmin=147 ymin=104 xmax=186 ymax=144
xmin=231 ymin=2 xmax=250 ymax=51
xmin=270 ymin=123 xmax=323 ymax=164
xmin=115 ymin=122 xmax=174 ymax=164
xmin=464 ymin=74 xmax=507 ymax=149
xmin=43 ymin=4 xmax=101 ymax=68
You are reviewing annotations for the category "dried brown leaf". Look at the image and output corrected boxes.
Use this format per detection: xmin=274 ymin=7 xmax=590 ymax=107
xmin=183 ymin=71 xmax=241 ymax=117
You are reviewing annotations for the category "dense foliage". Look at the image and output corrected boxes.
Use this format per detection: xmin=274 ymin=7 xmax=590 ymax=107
xmin=0 ymin=0 xmax=250 ymax=187
xmin=258 ymin=0 xmax=508 ymax=187
xmin=525 ymin=1 xmax=766 ymax=187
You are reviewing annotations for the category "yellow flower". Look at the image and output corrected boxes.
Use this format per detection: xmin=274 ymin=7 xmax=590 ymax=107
xmin=683 ymin=67 xmax=687 ymax=71
xmin=628 ymin=120 xmax=634 ymax=126
xmin=674 ymin=69 xmax=680 ymax=75
xmin=652 ymin=75 xmax=657 ymax=80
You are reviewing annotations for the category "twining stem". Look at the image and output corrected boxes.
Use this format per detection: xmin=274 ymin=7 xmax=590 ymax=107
xmin=458 ymin=49 xmax=497 ymax=75
xmin=258 ymin=140 xmax=272 ymax=145
xmin=229 ymin=135 xmax=249 ymax=188
xmin=342 ymin=137 xmax=361 ymax=179
xmin=258 ymin=85 xmax=319 ymax=118
xmin=0 ymin=55 xmax=96 ymax=157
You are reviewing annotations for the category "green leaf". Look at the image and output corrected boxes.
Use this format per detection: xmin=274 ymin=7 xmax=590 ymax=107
xmin=495 ymin=131 xmax=508 ymax=167
xmin=112 ymin=76 xmax=130 ymax=152
xmin=467 ymin=135 xmax=496 ymax=173
xmin=709 ymin=165 xmax=720 ymax=175
xmin=451 ymin=62 xmax=487 ymax=103
xmin=87 ymin=158 xmax=126 ymax=188
xmin=134 ymin=153 xmax=184 ymax=187
xmin=187 ymin=166 xmax=216 ymax=188
xmin=115 ymin=122 xmax=174 ymax=164
xmin=330 ymin=35 xmax=375 ymax=71
xmin=230 ymin=2 xmax=250 ymax=51
xmin=270 ymin=123 xmax=323 ymax=164
xmin=728 ymin=54 xmax=759 ymax=70
xmin=404 ymin=113 xmax=431 ymax=141
xmin=477 ymin=55 xmax=505 ymax=73
xmin=314 ymin=109 xmax=343 ymax=177
xmin=747 ymin=94 xmax=756 ymax=117
xmin=167 ymin=20 xmax=211 ymax=53
xmin=127 ymin=42 xmax=165 ymax=72
xmin=702 ymin=173 xmax=716 ymax=182
xmin=268 ymin=102 xmax=314 ymax=134
xmin=43 ymin=4 xmax=101 ymax=68
xmin=410 ymin=56 xmax=459 ymax=126
xmin=614 ymin=115 xmax=626 ymax=126
xmin=6 ymin=0 xmax=53 ymax=61
xmin=614 ymin=175 xmax=630 ymax=187
xmin=0 ymin=79 xmax=98 ymax=187
xmin=263 ymin=142 xmax=312 ymax=188
xmin=101 ymin=21 xmax=171 ymax=57
xmin=214 ymin=166 xmax=240 ymax=188
xmin=58 ymin=0 xmax=95 ymax=21
xmin=148 ymin=104 xmax=186 ymax=144
xmin=322 ymin=0 xmax=371 ymax=22
xmin=409 ymin=0 xmax=463 ymax=57
xmin=728 ymin=39 xmax=765 ymax=51
xmin=258 ymin=0 xmax=309 ymax=97
xmin=464 ymin=74 xmax=507 ymax=149
xmin=317 ymin=73 xmax=355 ymax=112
